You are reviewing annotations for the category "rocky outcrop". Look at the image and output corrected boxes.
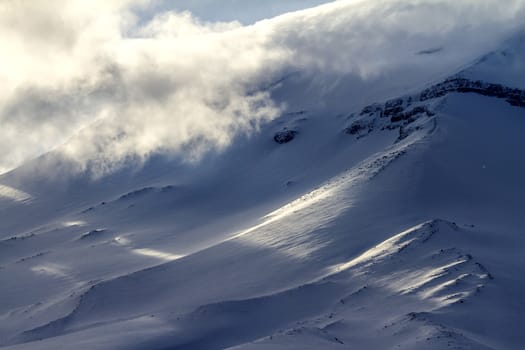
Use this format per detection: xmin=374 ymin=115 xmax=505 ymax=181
xmin=419 ymin=77 xmax=525 ymax=107
xmin=389 ymin=105 xmax=435 ymax=123
xmin=347 ymin=95 xmax=435 ymax=141
xmin=346 ymin=77 xmax=525 ymax=142
xmin=274 ymin=129 xmax=298 ymax=144
xmin=344 ymin=120 xmax=373 ymax=136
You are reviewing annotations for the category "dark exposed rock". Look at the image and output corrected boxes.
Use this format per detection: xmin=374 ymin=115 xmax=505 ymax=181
xmin=347 ymin=77 xmax=524 ymax=142
xmin=274 ymin=130 xmax=298 ymax=144
xmin=384 ymin=106 xmax=404 ymax=118
xmin=80 ymin=229 xmax=107 ymax=240
xmin=383 ymin=99 xmax=405 ymax=118
xmin=385 ymin=98 xmax=404 ymax=108
xmin=417 ymin=47 xmax=443 ymax=55
xmin=397 ymin=124 xmax=424 ymax=142
xmin=419 ymin=77 xmax=525 ymax=106
xmin=391 ymin=106 xmax=434 ymax=123
xmin=344 ymin=124 xmax=362 ymax=135
xmin=360 ymin=104 xmax=382 ymax=116
xmin=119 ymin=187 xmax=155 ymax=201
xmin=359 ymin=78 xmax=524 ymax=126
xmin=344 ymin=120 xmax=372 ymax=135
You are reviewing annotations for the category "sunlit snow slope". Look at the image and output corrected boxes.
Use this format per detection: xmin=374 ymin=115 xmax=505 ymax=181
xmin=1 ymin=24 xmax=525 ymax=350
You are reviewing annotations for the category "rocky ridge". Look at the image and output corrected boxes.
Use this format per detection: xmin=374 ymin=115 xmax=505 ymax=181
xmin=344 ymin=77 xmax=525 ymax=141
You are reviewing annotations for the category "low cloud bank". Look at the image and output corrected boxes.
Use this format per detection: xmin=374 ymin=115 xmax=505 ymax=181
xmin=1 ymin=0 xmax=523 ymax=175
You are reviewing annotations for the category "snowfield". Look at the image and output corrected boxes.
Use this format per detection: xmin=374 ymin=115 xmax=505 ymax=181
xmin=1 ymin=3 xmax=525 ymax=350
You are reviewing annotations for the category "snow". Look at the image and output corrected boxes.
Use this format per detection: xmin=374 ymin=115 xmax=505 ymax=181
xmin=461 ymin=33 xmax=525 ymax=89
xmin=0 ymin=185 xmax=31 ymax=203
xmin=1 ymin=7 xmax=525 ymax=350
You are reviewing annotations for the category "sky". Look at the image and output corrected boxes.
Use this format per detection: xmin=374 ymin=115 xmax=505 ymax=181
xmin=143 ymin=0 xmax=335 ymax=24
xmin=0 ymin=0 xmax=524 ymax=176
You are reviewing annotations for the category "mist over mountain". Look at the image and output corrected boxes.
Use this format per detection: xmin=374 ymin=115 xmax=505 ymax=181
xmin=1 ymin=1 xmax=524 ymax=349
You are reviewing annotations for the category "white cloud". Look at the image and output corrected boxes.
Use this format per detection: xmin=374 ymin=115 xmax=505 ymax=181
xmin=144 ymin=0 xmax=334 ymax=24
xmin=0 ymin=0 xmax=524 ymax=175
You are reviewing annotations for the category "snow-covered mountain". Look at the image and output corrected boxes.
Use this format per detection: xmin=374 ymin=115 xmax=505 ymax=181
xmin=1 ymin=4 xmax=525 ymax=350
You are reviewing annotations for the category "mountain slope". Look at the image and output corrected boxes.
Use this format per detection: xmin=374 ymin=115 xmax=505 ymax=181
xmin=1 ymin=30 xmax=524 ymax=350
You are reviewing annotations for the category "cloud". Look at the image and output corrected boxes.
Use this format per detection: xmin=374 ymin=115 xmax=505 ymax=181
xmin=0 ymin=0 xmax=524 ymax=176
xmin=143 ymin=0 xmax=334 ymax=24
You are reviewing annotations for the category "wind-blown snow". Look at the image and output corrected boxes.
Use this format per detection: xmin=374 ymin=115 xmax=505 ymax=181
xmin=0 ymin=185 xmax=31 ymax=203
xmin=0 ymin=0 xmax=524 ymax=174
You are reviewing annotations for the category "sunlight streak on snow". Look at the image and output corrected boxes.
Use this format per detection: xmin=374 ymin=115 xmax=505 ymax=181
xmin=113 ymin=235 xmax=183 ymax=261
xmin=132 ymin=248 xmax=185 ymax=262
xmin=31 ymin=264 xmax=69 ymax=278
xmin=0 ymin=184 xmax=32 ymax=202
xmin=226 ymin=164 xmax=368 ymax=259
xmin=230 ymin=185 xmax=337 ymax=241
xmin=227 ymin=143 xmax=418 ymax=259
xmin=328 ymin=223 xmax=428 ymax=274
xmin=395 ymin=260 xmax=470 ymax=295
xmin=62 ymin=220 xmax=87 ymax=227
